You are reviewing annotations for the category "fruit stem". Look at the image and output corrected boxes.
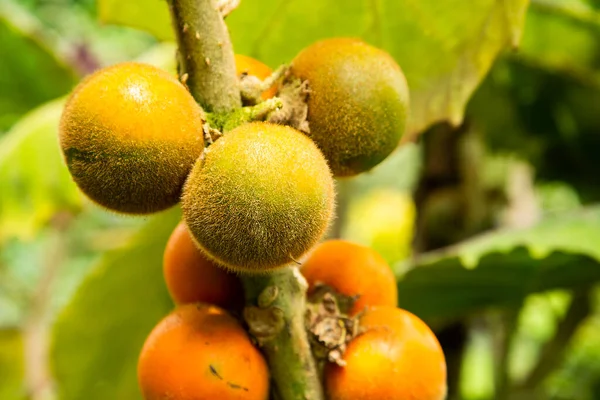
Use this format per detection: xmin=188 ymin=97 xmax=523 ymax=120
xmin=219 ymin=98 xmax=284 ymax=131
xmin=240 ymin=64 xmax=288 ymax=104
xmin=243 ymin=267 xmax=326 ymax=400
xmin=167 ymin=0 xmax=241 ymax=113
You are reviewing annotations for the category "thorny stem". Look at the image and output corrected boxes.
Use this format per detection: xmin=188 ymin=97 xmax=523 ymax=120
xmin=168 ymin=0 xmax=240 ymax=113
xmin=216 ymin=0 xmax=241 ymax=18
xmin=167 ymin=1 xmax=324 ymax=399
xmin=243 ymin=267 xmax=325 ymax=400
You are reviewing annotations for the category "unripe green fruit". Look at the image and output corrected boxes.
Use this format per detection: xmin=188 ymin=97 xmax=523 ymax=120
xmin=59 ymin=62 xmax=205 ymax=214
xmin=182 ymin=122 xmax=335 ymax=273
xmin=290 ymin=38 xmax=409 ymax=177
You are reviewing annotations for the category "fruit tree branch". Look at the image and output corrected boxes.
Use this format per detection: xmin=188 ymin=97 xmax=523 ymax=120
xmin=168 ymin=0 xmax=241 ymax=113
xmin=166 ymin=2 xmax=324 ymax=399
xmin=243 ymin=267 xmax=325 ymax=400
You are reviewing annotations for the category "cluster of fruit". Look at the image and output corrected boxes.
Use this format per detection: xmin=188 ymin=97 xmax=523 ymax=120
xmin=302 ymin=240 xmax=447 ymax=400
xmin=58 ymin=35 xmax=444 ymax=400
xmin=139 ymin=223 xmax=446 ymax=400
xmin=58 ymin=38 xmax=408 ymax=272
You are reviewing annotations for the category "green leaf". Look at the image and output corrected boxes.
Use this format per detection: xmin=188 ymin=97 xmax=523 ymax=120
xmin=396 ymin=206 xmax=600 ymax=323
xmin=0 ymin=2 xmax=77 ymax=131
xmin=98 ymin=0 xmax=174 ymax=42
xmin=98 ymin=0 xmax=529 ymax=136
xmin=0 ymin=99 xmax=81 ymax=243
xmin=518 ymin=0 xmax=600 ymax=84
xmin=0 ymin=328 xmax=24 ymax=400
xmin=230 ymin=0 xmax=529 ymax=137
xmin=50 ymin=209 xmax=179 ymax=400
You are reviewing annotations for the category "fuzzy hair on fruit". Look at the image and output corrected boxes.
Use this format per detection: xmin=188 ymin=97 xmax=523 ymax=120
xmin=59 ymin=62 xmax=205 ymax=214
xmin=182 ymin=122 xmax=335 ymax=273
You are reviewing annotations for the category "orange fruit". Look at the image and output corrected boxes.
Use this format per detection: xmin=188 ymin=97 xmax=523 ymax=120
xmin=138 ymin=303 xmax=269 ymax=400
xmin=300 ymin=240 xmax=397 ymax=314
xmin=163 ymin=221 xmax=243 ymax=309
xmin=59 ymin=62 xmax=204 ymax=214
xmin=235 ymin=55 xmax=277 ymax=99
xmin=326 ymin=306 xmax=447 ymax=400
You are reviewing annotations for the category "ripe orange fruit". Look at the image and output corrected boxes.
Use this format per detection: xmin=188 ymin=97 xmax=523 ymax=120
xmin=326 ymin=306 xmax=447 ymax=400
xmin=59 ymin=62 xmax=204 ymax=214
xmin=300 ymin=240 xmax=397 ymax=314
xmin=290 ymin=38 xmax=409 ymax=177
xmin=138 ymin=303 xmax=269 ymax=400
xmin=163 ymin=221 xmax=243 ymax=309
xmin=235 ymin=55 xmax=277 ymax=100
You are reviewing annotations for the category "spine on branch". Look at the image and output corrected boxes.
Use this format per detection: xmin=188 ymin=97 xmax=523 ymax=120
xmin=168 ymin=0 xmax=241 ymax=113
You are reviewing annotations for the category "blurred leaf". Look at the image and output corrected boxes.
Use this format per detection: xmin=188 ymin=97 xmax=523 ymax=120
xmin=344 ymin=143 xmax=422 ymax=194
xmin=470 ymin=2 xmax=600 ymax=200
xmin=543 ymin=303 xmax=600 ymax=400
xmin=50 ymin=208 xmax=179 ymax=400
xmin=460 ymin=328 xmax=495 ymax=400
xmin=135 ymin=42 xmax=177 ymax=75
xmin=0 ymin=99 xmax=81 ymax=243
xmin=0 ymin=2 xmax=77 ymax=131
xmin=397 ymin=206 xmax=600 ymax=323
xmin=99 ymin=0 xmax=529 ymax=136
xmin=0 ymin=328 xmax=24 ymax=400
xmin=508 ymin=291 xmax=571 ymax=382
xmin=469 ymin=59 xmax=600 ymax=201
xmin=536 ymin=182 xmax=581 ymax=213
xmin=343 ymin=189 xmax=416 ymax=265
xmin=518 ymin=0 xmax=600 ymax=84
xmin=98 ymin=0 xmax=173 ymax=42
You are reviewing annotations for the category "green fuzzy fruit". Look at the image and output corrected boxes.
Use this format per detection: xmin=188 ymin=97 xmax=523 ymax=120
xmin=181 ymin=122 xmax=335 ymax=273
xmin=59 ymin=62 xmax=205 ymax=214
xmin=290 ymin=38 xmax=409 ymax=177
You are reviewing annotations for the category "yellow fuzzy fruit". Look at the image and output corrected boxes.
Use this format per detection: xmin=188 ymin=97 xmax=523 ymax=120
xmin=182 ymin=122 xmax=335 ymax=273
xmin=290 ymin=38 xmax=409 ymax=177
xmin=59 ymin=62 xmax=205 ymax=214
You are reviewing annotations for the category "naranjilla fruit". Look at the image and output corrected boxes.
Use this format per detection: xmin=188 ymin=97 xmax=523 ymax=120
xmin=182 ymin=122 xmax=335 ymax=273
xmin=59 ymin=62 xmax=205 ymax=214
xmin=235 ymin=55 xmax=277 ymax=100
xmin=138 ymin=303 xmax=269 ymax=400
xmin=163 ymin=221 xmax=244 ymax=309
xmin=290 ymin=38 xmax=409 ymax=177
xmin=300 ymin=240 xmax=397 ymax=314
xmin=326 ymin=306 xmax=447 ymax=400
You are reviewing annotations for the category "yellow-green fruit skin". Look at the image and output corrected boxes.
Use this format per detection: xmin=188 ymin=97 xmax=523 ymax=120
xmin=59 ymin=62 xmax=205 ymax=214
xmin=182 ymin=122 xmax=335 ymax=273
xmin=290 ymin=38 xmax=409 ymax=177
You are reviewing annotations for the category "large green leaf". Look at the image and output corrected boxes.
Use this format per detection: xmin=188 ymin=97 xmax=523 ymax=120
xmin=50 ymin=209 xmax=179 ymax=400
xmin=97 ymin=0 xmax=529 ymax=137
xmin=0 ymin=99 xmax=81 ymax=243
xmin=0 ymin=2 xmax=77 ymax=131
xmin=396 ymin=206 xmax=600 ymax=323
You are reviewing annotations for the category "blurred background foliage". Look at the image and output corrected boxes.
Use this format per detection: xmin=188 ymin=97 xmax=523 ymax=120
xmin=1 ymin=0 xmax=600 ymax=399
